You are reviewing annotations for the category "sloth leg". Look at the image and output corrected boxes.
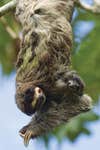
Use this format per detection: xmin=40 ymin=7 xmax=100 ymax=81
xmin=19 ymin=93 xmax=92 ymax=146
xmin=19 ymin=119 xmax=46 ymax=147
xmin=19 ymin=111 xmax=55 ymax=146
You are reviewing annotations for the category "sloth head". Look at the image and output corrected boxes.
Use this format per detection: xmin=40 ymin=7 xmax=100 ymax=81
xmin=16 ymin=0 xmax=72 ymax=33
xmin=15 ymin=82 xmax=46 ymax=115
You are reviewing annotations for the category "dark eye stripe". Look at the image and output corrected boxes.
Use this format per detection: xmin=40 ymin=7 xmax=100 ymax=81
xmin=34 ymin=9 xmax=45 ymax=15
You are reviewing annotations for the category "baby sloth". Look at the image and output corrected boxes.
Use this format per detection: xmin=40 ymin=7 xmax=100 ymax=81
xmin=15 ymin=0 xmax=92 ymax=146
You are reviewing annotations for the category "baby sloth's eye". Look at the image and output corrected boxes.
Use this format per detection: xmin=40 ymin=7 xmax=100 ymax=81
xmin=34 ymin=9 xmax=45 ymax=15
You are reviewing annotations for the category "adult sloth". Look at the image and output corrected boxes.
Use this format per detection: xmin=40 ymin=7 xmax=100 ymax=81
xmin=15 ymin=0 xmax=92 ymax=146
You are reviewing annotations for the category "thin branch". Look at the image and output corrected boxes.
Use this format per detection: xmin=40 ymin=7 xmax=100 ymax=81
xmin=76 ymin=0 xmax=100 ymax=14
xmin=0 ymin=0 xmax=17 ymax=17
xmin=0 ymin=17 xmax=17 ymax=39
xmin=94 ymin=0 xmax=100 ymax=5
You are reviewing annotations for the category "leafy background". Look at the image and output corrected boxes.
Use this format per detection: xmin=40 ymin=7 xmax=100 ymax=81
xmin=0 ymin=0 xmax=100 ymax=149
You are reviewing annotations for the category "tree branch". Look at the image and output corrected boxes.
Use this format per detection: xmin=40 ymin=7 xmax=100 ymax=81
xmin=0 ymin=0 xmax=100 ymax=17
xmin=0 ymin=17 xmax=17 ymax=39
xmin=0 ymin=0 xmax=16 ymax=17
xmin=76 ymin=0 xmax=100 ymax=14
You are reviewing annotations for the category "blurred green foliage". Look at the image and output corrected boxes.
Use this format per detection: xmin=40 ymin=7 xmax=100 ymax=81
xmin=0 ymin=0 xmax=11 ymax=6
xmin=0 ymin=1 xmax=100 ymax=145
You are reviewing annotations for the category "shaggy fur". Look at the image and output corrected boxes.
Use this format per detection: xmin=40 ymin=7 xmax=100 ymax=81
xmin=15 ymin=0 xmax=92 ymax=146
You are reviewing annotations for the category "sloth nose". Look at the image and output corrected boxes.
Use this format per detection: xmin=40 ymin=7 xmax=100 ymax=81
xmin=30 ymin=13 xmax=34 ymax=17
xmin=30 ymin=14 xmax=38 ymax=27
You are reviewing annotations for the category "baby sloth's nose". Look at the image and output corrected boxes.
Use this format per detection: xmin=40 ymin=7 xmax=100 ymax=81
xmin=68 ymin=79 xmax=84 ymax=96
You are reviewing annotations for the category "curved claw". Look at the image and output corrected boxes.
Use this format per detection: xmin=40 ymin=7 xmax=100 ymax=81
xmin=19 ymin=132 xmax=25 ymax=138
xmin=23 ymin=130 xmax=33 ymax=147
xmin=19 ymin=130 xmax=33 ymax=147
xmin=19 ymin=127 xmax=33 ymax=147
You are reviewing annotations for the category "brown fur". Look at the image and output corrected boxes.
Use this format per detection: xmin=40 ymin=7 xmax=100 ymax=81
xmin=15 ymin=0 xmax=92 ymax=146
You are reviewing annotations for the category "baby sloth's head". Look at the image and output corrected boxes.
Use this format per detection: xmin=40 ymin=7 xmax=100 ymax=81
xmin=15 ymin=82 xmax=46 ymax=115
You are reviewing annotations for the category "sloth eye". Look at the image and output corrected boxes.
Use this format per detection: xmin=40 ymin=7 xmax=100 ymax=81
xmin=34 ymin=9 xmax=45 ymax=15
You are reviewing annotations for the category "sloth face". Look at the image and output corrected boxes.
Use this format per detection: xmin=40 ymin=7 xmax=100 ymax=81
xmin=25 ymin=0 xmax=69 ymax=32
xmin=15 ymin=83 xmax=46 ymax=115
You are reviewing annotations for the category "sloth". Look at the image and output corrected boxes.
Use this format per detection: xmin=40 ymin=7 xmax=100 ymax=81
xmin=15 ymin=0 xmax=92 ymax=146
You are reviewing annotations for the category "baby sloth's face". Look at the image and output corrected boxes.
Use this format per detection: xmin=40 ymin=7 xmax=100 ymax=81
xmin=16 ymin=83 xmax=46 ymax=115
